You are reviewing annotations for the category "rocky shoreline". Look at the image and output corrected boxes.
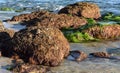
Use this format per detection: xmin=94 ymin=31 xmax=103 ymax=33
xmin=0 ymin=2 xmax=120 ymax=73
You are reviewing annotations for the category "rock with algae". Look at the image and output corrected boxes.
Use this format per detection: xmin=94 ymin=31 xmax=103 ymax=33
xmin=82 ymin=24 xmax=120 ymax=39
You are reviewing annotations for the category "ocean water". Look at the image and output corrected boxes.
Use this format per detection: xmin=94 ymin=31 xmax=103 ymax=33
xmin=0 ymin=0 xmax=120 ymax=13
xmin=0 ymin=0 xmax=120 ymax=73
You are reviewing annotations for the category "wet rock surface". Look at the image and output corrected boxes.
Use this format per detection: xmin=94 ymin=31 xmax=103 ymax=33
xmin=7 ymin=27 xmax=70 ymax=66
xmin=82 ymin=25 xmax=120 ymax=39
xmin=67 ymin=50 xmax=87 ymax=62
xmin=58 ymin=2 xmax=101 ymax=19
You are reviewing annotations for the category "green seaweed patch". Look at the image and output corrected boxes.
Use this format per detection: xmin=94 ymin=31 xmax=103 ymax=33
xmin=62 ymin=30 xmax=97 ymax=43
xmin=0 ymin=7 xmax=14 ymax=11
xmin=102 ymin=12 xmax=120 ymax=21
xmin=86 ymin=18 xmax=96 ymax=25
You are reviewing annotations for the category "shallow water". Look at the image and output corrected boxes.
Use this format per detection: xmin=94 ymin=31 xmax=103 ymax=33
xmin=48 ymin=41 xmax=120 ymax=73
xmin=0 ymin=0 xmax=120 ymax=73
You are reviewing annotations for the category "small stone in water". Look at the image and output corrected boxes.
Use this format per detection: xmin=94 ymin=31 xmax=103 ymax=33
xmin=90 ymin=52 xmax=110 ymax=58
xmin=68 ymin=50 xmax=87 ymax=62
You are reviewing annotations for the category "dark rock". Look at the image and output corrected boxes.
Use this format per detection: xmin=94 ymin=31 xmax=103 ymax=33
xmin=26 ymin=13 xmax=87 ymax=29
xmin=82 ymin=25 xmax=120 ymax=39
xmin=90 ymin=52 xmax=110 ymax=58
xmin=67 ymin=50 xmax=87 ymax=62
xmin=13 ymin=63 xmax=50 ymax=73
xmin=9 ymin=27 xmax=70 ymax=66
xmin=58 ymin=2 xmax=101 ymax=19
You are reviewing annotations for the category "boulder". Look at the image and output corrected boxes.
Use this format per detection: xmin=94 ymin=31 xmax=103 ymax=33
xmin=26 ymin=13 xmax=87 ymax=29
xmin=82 ymin=25 xmax=120 ymax=39
xmin=58 ymin=2 xmax=101 ymax=19
xmin=10 ymin=27 xmax=70 ymax=66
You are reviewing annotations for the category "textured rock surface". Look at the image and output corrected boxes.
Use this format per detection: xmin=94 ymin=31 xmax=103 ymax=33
xmin=8 ymin=10 xmax=49 ymax=22
xmin=58 ymin=2 xmax=101 ymax=19
xmin=90 ymin=52 xmax=110 ymax=58
xmin=10 ymin=27 xmax=70 ymax=66
xmin=82 ymin=25 xmax=120 ymax=39
xmin=7 ymin=10 xmax=87 ymax=29
xmin=26 ymin=13 xmax=87 ymax=29
xmin=13 ymin=63 xmax=50 ymax=73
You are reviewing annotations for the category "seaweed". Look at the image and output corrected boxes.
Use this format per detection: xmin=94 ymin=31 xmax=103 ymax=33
xmin=0 ymin=7 xmax=14 ymax=11
xmin=87 ymin=18 xmax=96 ymax=25
xmin=62 ymin=29 xmax=97 ymax=43
xmin=102 ymin=12 xmax=120 ymax=21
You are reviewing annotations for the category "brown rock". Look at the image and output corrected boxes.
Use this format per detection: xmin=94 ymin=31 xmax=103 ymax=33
xmin=58 ymin=2 xmax=101 ymax=19
xmin=7 ymin=10 xmax=87 ymax=29
xmin=68 ymin=50 xmax=87 ymax=62
xmin=82 ymin=25 xmax=120 ymax=39
xmin=8 ymin=10 xmax=49 ymax=22
xmin=26 ymin=13 xmax=87 ymax=29
xmin=13 ymin=63 xmax=50 ymax=73
xmin=90 ymin=52 xmax=110 ymax=58
xmin=10 ymin=27 xmax=70 ymax=66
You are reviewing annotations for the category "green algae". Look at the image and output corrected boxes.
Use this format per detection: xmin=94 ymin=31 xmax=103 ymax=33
xmin=61 ymin=17 xmax=117 ymax=43
xmin=0 ymin=7 xmax=14 ymax=11
xmin=87 ymin=18 xmax=96 ymax=25
xmin=102 ymin=12 xmax=120 ymax=21
xmin=62 ymin=28 xmax=97 ymax=43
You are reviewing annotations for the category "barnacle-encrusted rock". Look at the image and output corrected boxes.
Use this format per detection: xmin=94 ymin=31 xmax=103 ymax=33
xmin=90 ymin=52 xmax=110 ymax=58
xmin=82 ymin=25 xmax=120 ymax=39
xmin=26 ymin=13 xmax=87 ymax=29
xmin=13 ymin=63 xmax=50 ymax=73
xmin=58 ymin=2 xmax=101 ymax=19
xmin=10 ymin=27 xmax=70 ymax=66
xmin=67 ymin=50 xmax=87 ymax=62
